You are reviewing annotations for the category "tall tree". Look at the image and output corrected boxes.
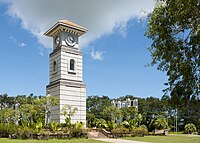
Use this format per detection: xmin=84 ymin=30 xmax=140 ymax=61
xmin=101 ymin=106 xmax=122 ymax=122
xmin=146 ymin=0 xmax=200 ymax=104
xmin=87 ymin=95 xmax=111 ymax=119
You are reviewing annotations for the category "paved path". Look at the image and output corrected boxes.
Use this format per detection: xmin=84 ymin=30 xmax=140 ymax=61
xmin=94 ymin=138 xmax=149 ymax=143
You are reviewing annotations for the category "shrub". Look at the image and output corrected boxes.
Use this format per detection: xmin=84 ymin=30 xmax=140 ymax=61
xmin=48 ymin=121 xmax=61 ymax=131
xmin=95 ymin=118 xmax=107 ymax=128
xmin=111 ymin=127 xmax=130 ymax=138
xmin=69 ymin=122 xmax=87 ymax=138
xmin=16 ymin=127 xmax=33 ymax=139
xmin=139 ymin=125 xmax=148 ymax=131
xmin=0 ymin=123 xmax=18 ymax=137
xmin=32 ymin=122 xmax=43 ymax=133
xmin=131 ymin=127 xmax=148 ymax=137
xmin=184 ymin=123 xmax=196 ymax=134
xmin=106 ymin=121 xmax=117 ymax=131
xmin=111 ymin=126 xmax=148 ymax=138
xmin=122 ymin=121 xmax=130 ymax=128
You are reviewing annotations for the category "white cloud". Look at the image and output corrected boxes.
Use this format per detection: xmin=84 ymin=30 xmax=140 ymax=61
xmin=91 ymin=50 xmax=104 ymax=61
xmin=19 ymin=42 xmax=26 ymax=47
xmin=9 ymin=35 xmax=27 ymax=48
xmin=38 ymin=47 xmax=44 ymax=56
xmin=2 ymin=0 xmax=155 ymax=49
xmin=9 ymin=36 xmax=17 ymax=42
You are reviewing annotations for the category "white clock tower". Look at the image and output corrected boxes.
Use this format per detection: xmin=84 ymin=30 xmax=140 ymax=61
xmin=44 ymin=20 xmax=87 ymax=124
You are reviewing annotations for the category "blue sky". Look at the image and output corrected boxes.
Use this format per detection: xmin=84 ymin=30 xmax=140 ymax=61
xmin=0 ymin=1 xmax=167 ymax=98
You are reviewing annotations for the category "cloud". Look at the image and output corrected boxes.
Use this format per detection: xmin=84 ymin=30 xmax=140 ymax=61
xmin=91 ymin=50 xmax=104 ymax=61
xmin=10 ymin=35 xmax=27 ymax=48
xmin=2 ymin=0 xmax=155 ymax=49
xmin=9 ymin=36 xmax=17 ymax=42
xmin=19 ymin=42 xmax=26 ymax=47
xmin=38 ymin=47 xmax=44 ymax=56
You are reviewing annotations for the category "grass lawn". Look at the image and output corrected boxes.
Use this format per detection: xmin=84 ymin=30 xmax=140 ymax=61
xmin=0 ymin=138 xmax=108 ymax=143
xmin=123 ymin=134 xmax=200 ymax=143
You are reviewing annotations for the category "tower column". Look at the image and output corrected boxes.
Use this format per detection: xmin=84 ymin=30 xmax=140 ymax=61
xmin=44 ymin=20 xmax=87 ymax=125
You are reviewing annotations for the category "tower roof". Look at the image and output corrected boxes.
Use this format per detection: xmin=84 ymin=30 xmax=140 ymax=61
xmin=44 ymin=19 xmax=88 ymax=37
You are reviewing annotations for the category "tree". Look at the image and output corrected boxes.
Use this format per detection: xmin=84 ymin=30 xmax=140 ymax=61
xmin=120 ymin=106 xmax=137 ymax=121
xmin=146 ymin=0 xmax=200 ymax=104
xmin=0 ymin=108 xmax=16 ymax=123
xmin=45 ymin=95 xmax=58 ymax=124
xmin=61 ymin=104 xmax=78 ymax=126
xmin=101 ymin=106 xmax=122 ymax=122
xmin=18 ymin=103 xmax=36 ymax=127
xmin=153 ymin=117 xmax=168 ymax=130
xmin=16 ymin=95 xmax=58 ymax=127
xmin=86 ymin=112 xmax=96 ymax=128
xmin=87 ymin=95 xmax=111 ymax=119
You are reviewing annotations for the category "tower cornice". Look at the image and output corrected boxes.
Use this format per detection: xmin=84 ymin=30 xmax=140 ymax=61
xmin=44 ymin=20 xmax=88 ymax=37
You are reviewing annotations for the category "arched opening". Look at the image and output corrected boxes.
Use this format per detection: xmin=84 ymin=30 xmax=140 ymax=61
xmin=53 ymin=60 xmax=57 ymax=72
xmin=70 ymin=59 xmax=75 ymax=71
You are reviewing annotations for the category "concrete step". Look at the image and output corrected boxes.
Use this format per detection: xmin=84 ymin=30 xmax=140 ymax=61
xmin=88 ymin=129 xmax=108 ymax=138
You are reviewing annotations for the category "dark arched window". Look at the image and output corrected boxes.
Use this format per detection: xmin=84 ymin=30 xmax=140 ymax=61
xmin=70 ymin=59 xmax=75 ymax=71
xmin=53 ymin=60 xmax=57 ymax=72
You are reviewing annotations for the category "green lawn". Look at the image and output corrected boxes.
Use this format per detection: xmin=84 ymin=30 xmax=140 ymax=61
xmin=123 ymin=134 xmax=200 ymax=143
xmin=0 ymin=138 xmax=107 ymax=143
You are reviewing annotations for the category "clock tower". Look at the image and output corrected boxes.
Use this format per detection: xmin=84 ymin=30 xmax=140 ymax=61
xmin=44 ymin=20 xmax=87 ymax=124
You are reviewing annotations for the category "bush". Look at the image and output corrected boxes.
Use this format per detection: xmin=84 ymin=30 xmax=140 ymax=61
xmin=111 ymin=126 xmax=148 ymax=138
xmin=70 ymin=122 xmax=87 ymax=138
xmin=131 ymin=127 xmax=148 ymax=137
xmin=16 ymin=127 xmax=33 ymax=139
xmin=0 ymin=123 xmax=18 ymax=137
xmin=184 ymin=123 xmax=196 ymax=134
xmin=48 ymin=121 xmax=61 ymax=131
xmin=111 ymin=127 xmax=130 ymax=138
xmin=139 ymin=125 xmax=148 ymax=131
xmin=32 ymin=122 xmax=43 ymax=133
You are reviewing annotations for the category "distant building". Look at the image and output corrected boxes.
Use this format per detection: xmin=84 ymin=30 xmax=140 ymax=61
xmin=111 ymin=98 xmax=138 ymax=111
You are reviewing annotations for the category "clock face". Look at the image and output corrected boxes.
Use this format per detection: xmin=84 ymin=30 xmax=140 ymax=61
xmin=55 ymin=36 xmax=60 ymax=46
xmin=66 ymin=34 xmax=75 ymax=46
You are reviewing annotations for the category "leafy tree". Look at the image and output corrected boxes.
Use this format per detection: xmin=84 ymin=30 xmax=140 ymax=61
xmin=61 ymin=104 xmax=78 ymax=126
xmin=86 ymin=112 xmax=96 ymax=128
xmin=45 ymin=95 xmax=59 ymax=124
xmin=101 ymin=106 xmax=122 ymax=122
xmin=18 ymin=103 xmax=36 ymax=127
xmin=15 ymin=95 xmax=27 ymax=107
xmin=3 ymin=108 xmax=16 ymax=123
xmin=120 ymin=106 xmax=137 ymax=121
xmin=87 ymin=95 xmax=111 ymax=119
xmin=0 ymin=108 xmax=16 ymax=123
xmin=146 ymin=0 xmax=200 ymax=106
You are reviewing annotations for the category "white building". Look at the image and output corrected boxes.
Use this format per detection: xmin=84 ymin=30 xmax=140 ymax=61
xmin=111 ymin=98 xmax=138 ymax=110
xmin=45 ymin=20 xmax=87 ymax=124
